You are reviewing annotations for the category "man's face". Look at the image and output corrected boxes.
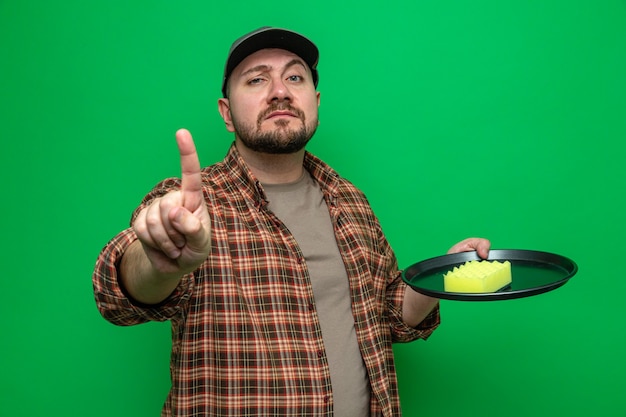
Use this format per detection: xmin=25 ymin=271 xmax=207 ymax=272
xmin=219 ymin=48 xmax=320 ymax=154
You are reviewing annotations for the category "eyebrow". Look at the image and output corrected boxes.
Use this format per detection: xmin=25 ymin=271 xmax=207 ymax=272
xmin=239 ymin=59 xmax=308 ymax=78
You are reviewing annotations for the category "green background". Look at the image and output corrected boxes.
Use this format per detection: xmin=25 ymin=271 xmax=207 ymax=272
xmin=2 ymin=1 xmax=625 ymax=416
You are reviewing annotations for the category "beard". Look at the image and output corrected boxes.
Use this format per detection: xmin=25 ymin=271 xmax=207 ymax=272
xmin=233 ymin=103 xmax=318 ymax=154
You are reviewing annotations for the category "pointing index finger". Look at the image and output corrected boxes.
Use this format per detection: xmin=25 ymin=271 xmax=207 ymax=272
xmin=176 ymin=128 xmax=203 ymax=211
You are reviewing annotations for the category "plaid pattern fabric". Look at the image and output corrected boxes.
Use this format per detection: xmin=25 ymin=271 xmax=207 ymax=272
xmin=93 ymin=143 xmax=440 ymax=417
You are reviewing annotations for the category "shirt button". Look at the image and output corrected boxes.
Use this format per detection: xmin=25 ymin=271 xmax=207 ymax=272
xmin=308 ymin=303 xmax=314 ymax=311
xmin=324 ymin=395 xmax=330 ymax=403
xmin=317 ymin=351 xmax=323 ymax=358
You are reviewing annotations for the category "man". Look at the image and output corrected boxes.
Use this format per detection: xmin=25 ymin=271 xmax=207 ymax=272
xmin=93 ymin=27 xmax=490 ymax=417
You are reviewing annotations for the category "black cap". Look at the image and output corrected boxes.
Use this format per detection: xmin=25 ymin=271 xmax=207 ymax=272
xmin=221 ymin=27 xmax=319 ymax=97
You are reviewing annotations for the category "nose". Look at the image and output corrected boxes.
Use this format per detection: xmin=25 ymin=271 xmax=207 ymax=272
xmin=267 ymin=77 xmax=291 ymax=102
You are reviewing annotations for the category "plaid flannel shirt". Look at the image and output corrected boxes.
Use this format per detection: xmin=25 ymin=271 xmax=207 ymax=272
xmin=93 ymin=143 xmax=440 ymax=416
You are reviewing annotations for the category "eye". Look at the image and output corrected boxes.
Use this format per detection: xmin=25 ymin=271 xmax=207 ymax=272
xmin=286 ymin=74 xmax=303 ymax=83
xmin=247 ymin=76 xmax=266 ymax=85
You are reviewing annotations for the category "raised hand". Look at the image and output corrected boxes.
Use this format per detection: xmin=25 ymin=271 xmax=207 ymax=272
xmin=132 ymin=129 xmax=211 ymax=276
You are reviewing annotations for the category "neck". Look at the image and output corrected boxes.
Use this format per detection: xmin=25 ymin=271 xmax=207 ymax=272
xmin=235 ymin=139 xmax=306 ymax=184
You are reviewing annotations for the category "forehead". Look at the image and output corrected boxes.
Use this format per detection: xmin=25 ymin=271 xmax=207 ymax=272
xmin=233 ymin=48 xmax=309 ymax=75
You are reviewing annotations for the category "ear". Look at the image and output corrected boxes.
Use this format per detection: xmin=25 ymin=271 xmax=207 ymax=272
xmin=317 ymin=91 xmax=321 ymax=125
xmin=218 ymin=98 xmax=235 ymax=133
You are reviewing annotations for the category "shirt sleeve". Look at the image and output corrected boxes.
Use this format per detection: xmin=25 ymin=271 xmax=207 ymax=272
xmin=92 ymin=227 xmax=195 ymax=326
xmin=386 ymin=274 xmax=440 ymax=343
xmin=378 ymin=226 xmax=440 ymax=343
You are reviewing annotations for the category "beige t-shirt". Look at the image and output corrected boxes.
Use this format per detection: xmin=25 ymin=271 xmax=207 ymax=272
xmin=264 ymin=171 xmax=370 ymax=417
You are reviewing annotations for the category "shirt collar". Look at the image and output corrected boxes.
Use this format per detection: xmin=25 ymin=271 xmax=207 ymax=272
xmin=221 ymin=142 xmax=342 ymax=207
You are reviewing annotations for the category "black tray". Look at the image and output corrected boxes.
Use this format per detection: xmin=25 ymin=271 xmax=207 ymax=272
xmin=402 ymin=249 xmax=578 ymax=301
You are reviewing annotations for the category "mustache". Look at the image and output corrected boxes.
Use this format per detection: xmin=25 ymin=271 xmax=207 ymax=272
xmin=257 ymin=103 xmax=305 ymax=124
